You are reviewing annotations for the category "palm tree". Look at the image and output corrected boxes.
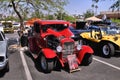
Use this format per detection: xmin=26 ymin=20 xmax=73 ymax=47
xmin=95 ymin=5 xmax=98 ymax=15
xmin=91 ymin=4 xmax=95 ymax=15
xmin=92 ymin=0 xmax=99 ymax=3
xmin=92 ymin=0 xmax=120 ymax=11
xmin=110 ymin=0 xmax=120 ymax=11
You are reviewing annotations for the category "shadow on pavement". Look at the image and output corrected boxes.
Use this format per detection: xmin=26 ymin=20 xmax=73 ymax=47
xmin=0 ymin=69 xmax=9 ymax=78
xmin=24 ymin=50 xmax=65 ymax=73
xmin=114 ymin=52 xmax=120 ymax=58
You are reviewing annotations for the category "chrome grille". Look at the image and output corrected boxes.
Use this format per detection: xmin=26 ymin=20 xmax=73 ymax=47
xmin=62 ymin=42 xmax=74 ymax=57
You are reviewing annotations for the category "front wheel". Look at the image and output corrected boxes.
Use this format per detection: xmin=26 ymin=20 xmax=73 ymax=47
xmin=81 ymin=54 xmax=93 ymax=66
xmin=101 ymin=43 xmax=115 ymax=58
xmin=40 ymin=54 xmax=54 ymax=73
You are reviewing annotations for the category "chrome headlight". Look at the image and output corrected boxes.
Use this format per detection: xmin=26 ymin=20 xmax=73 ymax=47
xmin=71 ymin=34 xmax=75 ymax=38
xmin=77 ymin=44 xmax=82 ymax=50
xmin=44 ymin=37 xmax=46 ymax=40
xmin=56 ymin=46 xmax=62 ymax=52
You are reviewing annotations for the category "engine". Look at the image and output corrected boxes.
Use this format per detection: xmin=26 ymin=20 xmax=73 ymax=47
xmin=46 ymin=35 xmax=60 ymax=50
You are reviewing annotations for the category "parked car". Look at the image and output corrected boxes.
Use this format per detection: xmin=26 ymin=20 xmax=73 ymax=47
xmin=0 ymin=24 xmax=4 ymax=32
xmin=80 ymin=25 xmax=120 ymax=57
xmin=69 ymin=21 xmax=91 ymax=41
xmin=19 ymin=26 xmax=32 ymax=47
xmin=2 ymin=22 xmax=14 ymax=33
xmin=27 ymin=20 xmax=93 ymax=73
xmin=0 ymin=31 xmax=9 ymax=72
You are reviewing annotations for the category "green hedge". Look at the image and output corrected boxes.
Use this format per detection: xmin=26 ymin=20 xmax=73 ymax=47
xmin=111 ymin=19 xmax=120 ymax=26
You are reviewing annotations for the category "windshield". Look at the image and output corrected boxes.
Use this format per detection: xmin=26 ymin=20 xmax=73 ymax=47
xmin=102 ymin=27 xmax=120 ymax=35
xmin=2 ymin=22 xmax=12 ymax=28
xmin=42 ymin=24 xmax=68 ymax=32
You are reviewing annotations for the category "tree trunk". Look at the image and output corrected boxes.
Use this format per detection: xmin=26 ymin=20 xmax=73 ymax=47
xmin=11 ymin=0 xmax=24 ymax=46
xmin=11 ymin=0 xmax=24 ymax=36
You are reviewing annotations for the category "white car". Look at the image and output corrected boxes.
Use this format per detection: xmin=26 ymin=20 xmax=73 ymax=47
xmin=0 ymin=31 xmax=9 ymax=72
xmin=0 ymin=25 xmax=4 ymax=32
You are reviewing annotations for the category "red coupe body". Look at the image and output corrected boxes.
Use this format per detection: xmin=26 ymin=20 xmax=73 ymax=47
xmin=28 ymin=20 xmax=93 ymax=73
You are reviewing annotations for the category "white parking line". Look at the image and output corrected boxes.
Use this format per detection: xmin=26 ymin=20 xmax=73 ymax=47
xmin=93 ymin=57 xmax=120 ymax=71
xmin=20 ymin=48 xmax=33 ymax=80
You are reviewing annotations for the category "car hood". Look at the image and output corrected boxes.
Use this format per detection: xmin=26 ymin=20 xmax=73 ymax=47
xmin=46 ymin=28 xmax=73 ymax=38
xmin=0 ymin=41 xmax=7 ymax=56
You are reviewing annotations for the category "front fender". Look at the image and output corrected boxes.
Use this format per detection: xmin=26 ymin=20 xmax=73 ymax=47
xmin=77 ymin=45 xmax=94 ymax=64
xmin=42 ymin=48 xmax=57 ymax=59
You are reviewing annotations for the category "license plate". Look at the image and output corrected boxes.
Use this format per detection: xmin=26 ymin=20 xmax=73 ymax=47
xmin=67 ymin=54 xmax=78 ymax=70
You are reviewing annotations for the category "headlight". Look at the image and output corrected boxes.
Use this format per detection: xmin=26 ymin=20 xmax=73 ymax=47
xmin=56 ymin=46 xmax=62 ymax=52
xmin=77 ymin=44 xmax=82 ymax=50
xmin=44 ymin=37 xmax=46 ymax=40
xmin=71 ymin=34 xmax=75 ymax=38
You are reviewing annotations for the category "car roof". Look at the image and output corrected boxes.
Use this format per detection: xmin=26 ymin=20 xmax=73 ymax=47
xmin=35 ymin=20 xmax=70 ymax=25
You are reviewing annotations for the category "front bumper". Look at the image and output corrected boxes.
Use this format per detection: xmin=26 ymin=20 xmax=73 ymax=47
xmin=4 ymin=30 xmax=14 ymax=33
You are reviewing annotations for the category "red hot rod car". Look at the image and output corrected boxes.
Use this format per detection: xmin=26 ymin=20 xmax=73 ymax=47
xmin=27 ymin=20 xmax=93 ymax=73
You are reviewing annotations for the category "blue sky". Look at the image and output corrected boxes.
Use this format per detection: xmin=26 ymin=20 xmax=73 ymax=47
xmin=64 ymin=0 xmax=116 ymax=15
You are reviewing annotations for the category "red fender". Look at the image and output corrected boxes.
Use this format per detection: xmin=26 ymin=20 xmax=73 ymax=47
xmin=77 ymin=45 xmax=94 ymax=64
xmin=42 ymin=48 xmax=65 ymax=67
xmin=42 ymin=48 xmax=57 ymax=59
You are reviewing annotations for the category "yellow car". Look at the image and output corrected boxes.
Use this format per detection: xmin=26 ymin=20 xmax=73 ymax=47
xmin=80 ymin=26 xmax=120 ymax=57
xmin=3 ymin=28 xmax=14 ymax=33
xmin=2 ymin=22 xmax=14 ymax=33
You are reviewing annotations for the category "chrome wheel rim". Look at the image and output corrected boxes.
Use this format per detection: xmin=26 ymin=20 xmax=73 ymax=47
xmin=103 ymin=45 xmax=109 ymax=56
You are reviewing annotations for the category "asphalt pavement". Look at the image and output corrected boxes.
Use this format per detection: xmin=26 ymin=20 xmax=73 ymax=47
xmin=0 ymin=32 xmax=120 ymax=80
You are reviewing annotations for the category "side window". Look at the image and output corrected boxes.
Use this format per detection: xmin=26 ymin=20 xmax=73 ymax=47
xmin=34 ymin=22 xmax=40 ymax=33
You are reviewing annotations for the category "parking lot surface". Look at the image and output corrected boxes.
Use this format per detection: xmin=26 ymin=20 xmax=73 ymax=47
xmin=0 ymin=32 xmax=120 ymax=80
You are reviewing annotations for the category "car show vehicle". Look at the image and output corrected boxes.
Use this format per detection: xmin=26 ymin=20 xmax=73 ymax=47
xmin=2 ymin=22 xmax=14 ymax=33
xmin=69 ymin=21 xmax=91 ymax=41
xmin=27 ymin=20 xmax=93 ymax=73
xmin=0 ymin=31 xmax=9 ymax=72
xmin=80 ymin=25 xmax=120 ymax=57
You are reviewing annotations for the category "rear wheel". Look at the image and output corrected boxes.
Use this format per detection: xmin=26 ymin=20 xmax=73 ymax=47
xmin=101 ymin=43 xmax=115 ymax=58
xmin=40 ymin=54 xmax=54 ymax=73
xmin=81 ymin=54 xmax=92 ymax=66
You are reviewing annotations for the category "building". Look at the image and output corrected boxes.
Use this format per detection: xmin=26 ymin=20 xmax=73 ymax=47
xmin=97 ymin=11 xmax=120 ymax=19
